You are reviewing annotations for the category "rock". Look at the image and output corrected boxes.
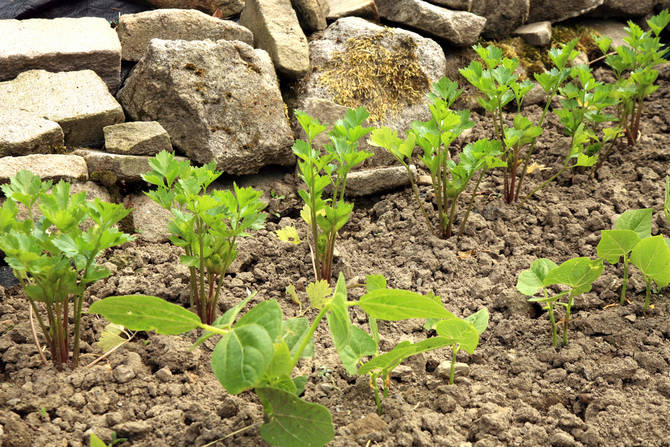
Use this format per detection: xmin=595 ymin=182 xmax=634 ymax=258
xmin=580 ymin=19 xmax=628 ymax=48
xmin=143 ymin=0 xmax=245 ymax=17
xmin=427 ymin=0 xmax=471 ymax=9
xmin=103 ymin=122 xmax=171 ymax=156
xmin=470 ymin=0 xmax=530 ymax=40
xmin=129 ymin=193 xmax=173 ymax=243
xmin=154 ymin=367 xmax=173 ymax=382
xmin=116 ymin=9 xmax=253 ymax=62
xmin=591 ymin=0 xmax=662 ymax=17
xmin=0 ymin=154 xmax=88 ymax=183
xmin=346 ymin=413 xmax=388 ymax=437
xmin=0 ymin=411 xmax=33 ymax=447
xmin=345 ymin=166 xmax=414 ymax=196
xmin=0 ymin=17 xmax=121 ymax=91
xmin=294 ymin=17 xmax=446 ymax=165
xmin=113 ymin=365 xmax=136 ymax=384
xmin=240 ymin=0 xmax=310 ymax=79
xmin=0 ymin=109 xmax=63 ymax=156
xmin=595 ymin=357 xmax=638 ymax=382
xmin=0 ymin=70 xmax=124 ymax=147
xmin=528 ymin=0 xmax=604 ymax=23
xmin=113 ymin=421 xmax=151 ymax=437
xmin=117 ymin=39 xmax=294 ymax=175
xmin=326 ymin=0 xmax=379 ymax=20
xmin=436 ymin=361 xmax=470 ymax=379
xmin=513 ymin=21 xmax=552 ymax=46
xmin=524 ymin=82 xmax=547 ymax=106
xmin=292 ymin=0 xmax=330 ymax=33
xmin=70 ymin=181 xmax=112 ymax=203
xmin=73 ymin=149 xmax=182 ymax=183
xmin=375 ymin=0 xmax=486 ymax=47
xmin=550 ymin=430 xmax=577 ymax=447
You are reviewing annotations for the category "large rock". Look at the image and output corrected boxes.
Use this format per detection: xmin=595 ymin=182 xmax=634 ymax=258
xmin=426 ymin=0 xmax=471 ymax=9
xmin=117 ymin=39 xmax=294 ymax=175
xmin=0 ymin=154 xmax=88 ymax=183
xmin=590 ymin=0 xmax=665 ymax=17
xmin=294 ymin=17 xmax=447 ymax=165
xmin=375 ymin=0 xmax=486 ymax=47
xmin=291 ymin=0 xmax=330 ymax=33
xmin=103 ymin=122 xmax=172 ymax=156
xmin=326 ymin=0 xmax=379 ymax=20
xmin=240 ymin=0 xmax=310 ymax=79
xmin=73 ymin=149 xmax=185 ymax=183
xmin=142 ymin=0 xmax=245 ymax=17
xmin=0 ymin=70 xmax=124 ymax=147
xmin=0 ymin=17 xmax=121 ymax=91
xmin=345 ymin=166 xmax=414 ymax=196
xmin=130 ymin=193 xmax=173 ymax=243
xmin=116 ymin=9 xmax=254 ymax=62
xmin=470 ymin=0 xmax=530 ymax=39
xmin=513 ymin=21 xmax=552 ymax=46
xmin=528 ymin=0 xmax=604 ymax=23
xmin=578 ymin=20 xmax=627 ymax=48
xmin=0 ymin=109 xmax=63 ymax=156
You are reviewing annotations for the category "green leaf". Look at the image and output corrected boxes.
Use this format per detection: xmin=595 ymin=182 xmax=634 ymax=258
xmin=267 ymin=341 xmax=293 ymax=379
xmin=306 ymin=280 xmax=332 ymax=309
xmin=337 ymin=326 xmax=377 ymax=375
xmin=282 ymin=317 xmax=313 ymax=358
xmin=211 ymin=324 xmax=274 ymax=394
xmin=326 ymin=275 xmax=351 ymax=353
xmin=236 ymin=300 xmax=283 ymax=342
xmin=358 ymin=337 xmax=453 ymax=375
xmin=435 ymin=318 xmax=479 ymax=354
xmin=597 ymin=229 xmax=641 ymax=264
xmin=257 ymin=387 xmax=334 ymax=447
xmin=89 ymin=434 xmax=107 ymax=447
xmin=543 ymin=257 xmax=604 ymax=296
xmin=359 ymin=289 xmax=453 ymax=321
xmin=465 ymin=308 xmax=489 ymax=335
xmin=276 ymin=226 xmax=301 ymax=245
xmin=615 ymin=208 xmax=653 ymax=240
xmin=365 ymin=274 xmax=387 ymax=292
xmin=516 ymin=258 xmax=558 ymax=296
xmin=97 ymin=323 xmax=127 ymax=353
xmin=90 ymin=295 xmax=201 ymax=335
xmin=630 ymin=235 xmax=670 ymax=288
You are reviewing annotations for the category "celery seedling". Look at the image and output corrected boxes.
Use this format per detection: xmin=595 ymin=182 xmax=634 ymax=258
xmin=0 ymin=171 xmax=133 ymax=368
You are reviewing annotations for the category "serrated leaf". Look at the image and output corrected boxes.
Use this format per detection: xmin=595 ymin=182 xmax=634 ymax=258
xmin=97 ymin=323 xmax=127 ymax=353
xmin=306 ymin=280 xmax=331 ymax=309
xmin=276 ymin=226 xmax=301 ymax=245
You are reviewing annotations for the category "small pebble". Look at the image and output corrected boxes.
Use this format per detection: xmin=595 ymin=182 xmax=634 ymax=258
xmin=436 ymin=361 xmax=470 ymax=380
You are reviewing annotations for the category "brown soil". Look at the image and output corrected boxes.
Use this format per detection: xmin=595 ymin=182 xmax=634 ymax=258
xmin=1 ymin=75 xmax=670 ymax=447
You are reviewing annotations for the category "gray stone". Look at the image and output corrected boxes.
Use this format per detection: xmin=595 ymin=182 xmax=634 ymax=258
xmin=580 ymin=20 xmax=628 ymax=48
xmin=142 ymin=0 xmax=245 ymax=17
xmin=73 ymin=149 xmax=182 ymax=182
xmin=529 ymin=0 xmax=604 ymax=23
xmin=154 ymin=367 xmax=173 ymax=382
xmin=0 ymin=109 xmax=63 ymax=156
xmin=104 ymin=122 xmax=171 ymax=156
xmin=0 ymin=154 xmax=88 ymax=183
xmin=130 ymin=193 xmax=173 ymax=243
xmin=471 ymin=0 xmax=530 ymax=39
xmin=326 ymin=0 xmax=379 ymax=20
xmin=513 ymin=21 xmax=552 ymax=46
xmin=436 ymin=361 xmax=470 ymax=379
xmin=116 ymin=9 xmax=253 ymax=62
xmin=117 ymin=39 xmax=294 ymax=175
xmin=376 ymin=0 xmax=486 ymax=47
xmin=0 ymin=70 xmax=124 ymax=147
xmin=426 ymin=0 xmax=471 ymax=9
xmin=112 ymin=421 xmax=151 ymax=436
xmin=345 ymin=166 xmax=414 ymax=196
xmin=590 ymin=0 xmax=663 ymax=18
xmin=595 ymin=357 xmax=638 ymax=382
xmin=292 ymin=0 xmax=330 ymax=33
xmin=113 ymin=365 xmax=136 ymax=384
xmin=0 ymin=17 xmax=121 ymax=91
xmin=240 ymin=0 xmax=310 ymax=79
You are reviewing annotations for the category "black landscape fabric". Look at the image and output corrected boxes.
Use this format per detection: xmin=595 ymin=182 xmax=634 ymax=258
xmin=0 ymin=0 xmax=151 ymax=21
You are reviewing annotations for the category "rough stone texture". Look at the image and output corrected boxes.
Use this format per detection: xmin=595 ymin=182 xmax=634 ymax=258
xmin=116 ymin=9 xmax=254 ymax=62
xmin=471 ymin=0 xmax=530 ymax=39
xmin=291 ymin=0 xmax=330 ymax=33
xmin=294 ymin=17 xmax=447 ymax=166
xmin=0 ymin=154 xmax=88 ymax=183
xmin=142 ymin=0 xmax=245 ymax=17
xmin=240 ymin=0 xmax=310 ymax=79
xmin=513 ymin=21 xmax=552 ymax=46
xmin=130 ymin=193 xmax=173 ymax=243
xmin=436 ymin=361 xmax=471 ymax=379
xmin=117 ymin=39 xmax=294 ymax=175
xmin=73 ymin=149 xmax=184 ymax=182
xmin=581 ymin=20 xmax=628 ymax=48
xmin=0 ymin=17 xmax=121 ymax=91
xmin=528 ymin=0 xmax=604 ymax=23
xmin=0 ymin=70 xmax=124 ymax=147
xmin=326 ymin=0 xmax=379 ymax=20
xmin=375 ymin=0 xmax=487 ymax=47
xmin=345 ymin=165 xmax=414 ymax=196
xmin=426 ymin=0 xmax=471 ymax=9
xmin=104 ymin=122 xmax=172 ymax=156
xmin=590 ymin=0 xmax=665 ymax=18
xmin=0 ymin=109 xmax=64 ymax=156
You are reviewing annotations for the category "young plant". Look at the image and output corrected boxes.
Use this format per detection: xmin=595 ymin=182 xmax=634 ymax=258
xmin=596 ymin=208 xmax=652 ymax=304
xmin=90 ymin=432 xmax=127 ymax=447
xmin=630 ymin=235 xmax=670 ymax=310
xmin=595 ymin=9 xmax=670 ymax=145
xmin=0 ymin=170 xmax=133 ymax=369
xmin=281 ymin=108 xmax=372 ymax=281
xmin=142 ymin=151 xmax=266 ymax=324
xmin=517 ymin=257 xmax=603 ymax=346
xmin=370 ymin=78 xmax=504 ymax=238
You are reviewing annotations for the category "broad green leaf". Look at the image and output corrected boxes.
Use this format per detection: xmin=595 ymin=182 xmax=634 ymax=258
xmin=236 ymin=300 xmax=283 ymax=341
xmin=435 ymin=318 xmax=479 ymax=354
xmin=276 ymin=226 xmax=301 ymax=245
xmin=516 ymin=258 xmax=558 ymax=296
xmin=615 ymin=208 xmax=653 ymax=240
xmin=192 ymin=292 xmax=256 ymax=349
xmin=543 ymin=257 xmax=604 ymax=296
xmin=631 ymin=235 xmax=670 ymax=288
xmin=465 ymin=308 xmax=489 ymax=335
xmin=267 ymin=341 xmax=293 ymax=378
xmin=597 ymin=229 xmax=641 ymax=264
xmin=257 ymin=387 xmax=334 ymax=447
xmin=89 ymin=434 xmax=106 ymax=447
xmin=359 ymin=289 xmax=453 ymax=321
xmin=306 ymin=280 xmax=331 ymax=309
xmin=282 ymin=317 xmax=314 ymax=358
xmin=337 ymin=326 xmax=377 ymax=375
xmin=358 ymin=337 xmax=453 ymax=375
xmin=293 ymin=376 xmax=308 ymax=396
xmin=97 ymin=323 xmax=127 ymax=353
xmin=365 ymin=274 xmax=387 ymax=292
xmin=326 ymin=275 xmax=351 ymax=352
xmin=211 ymin=324 xmax=274 ymax=394
xmin=90 ymin=295 xmax=201 ymax=335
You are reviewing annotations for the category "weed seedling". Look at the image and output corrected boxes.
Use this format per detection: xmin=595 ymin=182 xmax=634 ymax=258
xmin=90 ymin=432 xmax=127 ymax=447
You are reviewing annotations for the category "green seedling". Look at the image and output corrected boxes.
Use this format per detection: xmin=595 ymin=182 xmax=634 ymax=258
xmin=665 ymin=176 xmax=670 ymax=226
xmin=278 ymin=108 xmax=372 ymax=282
xmin=142 ymin=151 xmax=266 ymax=324
xmin=90 ymin=432 xmax=127 ymax=447
xmin=597 ymin=208 xmax=652 ymax=304
xmin=630 ymin=235 xmax=670 ymax=310
xmin=595 ymin=9 xmax=670 ymax=145
xmin=0 ymin=171 xmax=133 ymax=369
xmin=517 ymin=257 xmax=603 ymax=346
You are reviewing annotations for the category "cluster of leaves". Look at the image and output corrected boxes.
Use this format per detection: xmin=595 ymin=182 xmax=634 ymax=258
xmin=0 ymin=171 xmax=133 ymax=368
xmin=91 ymin=273 xmax=488 ymax=446
xmin=142 ymin=151 xmax=266 ymax=324
xmin=278 ymin=108 xmax=372 ymax=281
